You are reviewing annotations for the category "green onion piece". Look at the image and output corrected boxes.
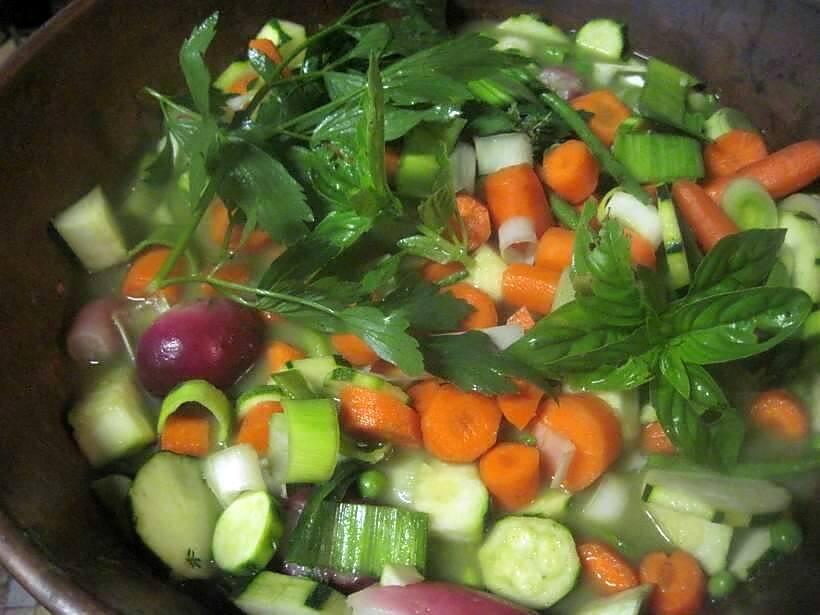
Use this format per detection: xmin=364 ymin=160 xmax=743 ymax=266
xmin=158 ymin=379 xmax=232 ymax=444
xmin=269 ymin=320 xmax=333 ymax=357
xmin=468 ymin=71 xmax=536 ymax=108
xmin=305 ymin=501 xmax=428 ymax=577
xmin=283 ymin=398 xmax=340 ymax=483
xmin=549 ymin=191 xmax=581 ymax=229
xmin=613 ymin=133 xmax=704 ymax=183
xmin=539 ymin=91 xmax=649 ymax=204
xmin=640 ymin=58 xmax=705 ymax=139
xmin=272 ymin=369 xmax=314 ymax=400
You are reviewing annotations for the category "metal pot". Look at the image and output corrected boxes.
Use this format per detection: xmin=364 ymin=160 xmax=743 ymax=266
xmin=0 ymin=1 xmax=817 ymax=613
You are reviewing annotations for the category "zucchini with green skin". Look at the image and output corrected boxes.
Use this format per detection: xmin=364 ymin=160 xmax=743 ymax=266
xmin=703 ymin=107 xmax=757 ymax=140
xmin=719 ymin=178 xmax=779 ymax=230
xmin=213 ymin=491 xmax=282 ymax=575
xmin=575 ymin=19 xmax=625 ymax=60
xmin=778 ymin=210 xmax=820 ymax=302
xmin=657 ymin=184 xmax=691 ymax=290
xmin=478 ymin=516 xmax=580 ymax=608
xmin=237 ymin=385 xmax=283 ymax=420
xmin=728 ymin=526 xmax=775 ymax=581
xmin=234 ymin=571 xmax=349 ymax=615
xmin=646 ymin=503 xmax=733 ymax=574
xmin=576 ymin=584 xmax=652 ymax=615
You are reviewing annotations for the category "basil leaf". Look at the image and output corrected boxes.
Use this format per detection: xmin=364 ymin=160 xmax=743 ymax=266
xmin=651 ymin=365 xmax=745 ymax=467
xmin=688 ymin=229 xmax=787 ymax=298
xmin=179 ymin=12 xmax=219 ymax=116
xmin=567 ymin=350 xmax=659 ymax=391
xmin=658 ymin=349 xmax=690 ymax=398
xmin=662 ymin=287 xmax=812 ymax=364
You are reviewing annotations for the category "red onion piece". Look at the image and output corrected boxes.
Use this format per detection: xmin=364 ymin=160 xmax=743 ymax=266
xmin=532 ymin=421 xmax=576 ymax=488
xmin=348 ymin=582 xmax=536 ymax=615
xmin=538 ymin=67 xmax=585 ymax=100
xmin=67 ymin=297 xmax=125 ymax=364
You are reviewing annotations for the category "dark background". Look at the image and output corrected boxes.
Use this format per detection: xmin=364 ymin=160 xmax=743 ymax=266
xmin=1 ymin=0 xmax=69 ymax=40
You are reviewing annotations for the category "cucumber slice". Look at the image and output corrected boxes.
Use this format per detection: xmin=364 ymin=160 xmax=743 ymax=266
xmin=256 ymin=19 xmax=307 ymax=69
xmin=130 ymin=452 xmax=221 ymax=578
xmin=581 ymin=474 xmax=630 ymax=525
xmin=551 ymin=267 xmax=576 ymax=311
xmin=779 ymin=193 xmax=820 ymax=224
xmin=657 ymin=185 xmax=692 ymax=290
xmin=237 ymin=385 xmax=283 ymax=420
xmin=720 ymin=178 xmax=778 ymax=230
xmin=478 ymin=517 xmax=579 ymax=608
xmin=495 ymin=14 xmax=570 ymax=47
xmin=396 ymin=121 xmax=466 ymax=198
xmin=213 ymin=491 xmax=281 ymax=575
xmin=643 ymin=484 xmax=718 ymax=520
xmin=214 ymin=61 xmax=254 ymax=93
xmin=728 ymin=526 xmax=775 ymax=581
xmin=576 ymin=584 xmax=652 ymax=615
xmin=234 ymin=571 xmax=348 ymax=615
xmin=68 ymin=367 xmax=155 ymax=467
xmin=516 ymin=487 xmax=572 ymax=518
xmin=287 ymin=356 xmax=339 ymax=394
xmin=643 ymin=469 xmax=791 ymax=517
xmin=646 ymin=503 xmax=733 ymax=574
xmin=269 ymin=320 xmax=333 ymax=357
xmin=52 ymin=186 xmax=128 ymax=272
xmin=426 ymin=537 xmax=484 ymax=588
xmin=703 ymin=108 xmax=757 ymax=140
xmin=412 ymin=458 xmax=489 ymax=543
xmin=575 ymin=19 xmax=625 ymax=60
xmin=465 ymin=245 xmax=507 ymax=301
xmin=380 ymin=563 xmax=424 ymax=587
xmin=778 ymin=210 xmax=820 ymax=302
xmin=271 ymin=369 xmax=314 ymax=400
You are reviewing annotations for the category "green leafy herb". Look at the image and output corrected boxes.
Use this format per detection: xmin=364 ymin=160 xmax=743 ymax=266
xmin=178 ymin=12 xmax=219 ymax=115
xmin=379 ymin=274 xmax=473 ymax=332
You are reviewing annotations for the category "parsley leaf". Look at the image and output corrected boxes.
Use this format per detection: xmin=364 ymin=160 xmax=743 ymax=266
xmin=178 ymin=12 xmax=219 ymax=115
xmin=340 ymin=307 xmax=424 ymax=376
xmin=379 ymin=275 xmax=473 ymax=332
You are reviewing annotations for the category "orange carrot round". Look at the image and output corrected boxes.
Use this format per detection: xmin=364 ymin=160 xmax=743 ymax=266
xmin=407 ymin=380 xmax=442 ymax=416
xmin=421 ymin=385 xmax=502 ymax=462
xmin=454 ymin=193 xmax=492 ymax=250
xmin=236 ymin=401 xmax=282 ymax=455
xmin=641 ymin=421 xmax=677 ymax=455
xmin=502 ymin=264 xmax=561 ymax=315
xmin=484 ymin=163 xmax=554 ymax=236
xmin=748 ymin=389 xmax=809 ymax=441
xmin=444 ymin=283 xmax=499 ymax=330
xmin=570 ymin=90 xmax=632 ymax=147
xmin=160 ymin=404 xmax=211 ymax=457
xmin=331 ymin=333 xmax=379 ymax=366
xmin=209 ymin=200 xmax=272 ymax=253
xmin=228 ymin=72 xmax=257 ymax=95
xmin=624 ymin=228 xmax=657 ymax=269
xmin=578 ymin=541 xmax=640 ymax=596
xmin=422 ymin=260 xmax=466 ymax=284
xmin=506 ymin=305 xmax=536 ymax=331
xmin=479 ymin=442 xmax=540 ymax=510
xmin=542 ymin=140 xmax=600 ymax=204
xmin=538 ymin=393 xmax=622 ymax=491
xmin=340 ymin=384 xmax=422 ymax=447
xmin=122 ymin=246 xmax=186 ymax=304
xmin=704 ymin=130 xmax=768 ymax=178
xmin=535 ymin=227 xmax=576 ymax=272
xmin=201 ymin=263 xmax=251 ymax=298
xmin=639 ymin=550 xmax=706 ymax=615
xmin=671 ymin=180 xmax=738 ymax=252
xmin=248 ymin=38 xmax=291 ymax=77
xmin=704 ymin=139 xmax=820 ymax=202
xmin=267 ymin=340 xmax=305 ymax=373
xmin=497 ymin=379 xmax=543 ymax=430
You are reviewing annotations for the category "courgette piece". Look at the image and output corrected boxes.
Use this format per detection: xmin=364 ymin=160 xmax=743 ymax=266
xmin=720 ymin=178 xmax=778 ymax=230
xmin=130 ymin=452 xmax=221 ymax=578
xmin=396 ymin=120 xmax=466 ymax=198
xmin=478 ymin=516 xmax=580 ymax=608
xmin=728 ymin=526 xmax=776 ymax=581
xmin=234 ymin=571 xmax=348 ymax=615
xmin=214 ymin=61 xmax=254 ymax=93
xmin=703 ymin=107 xmax=757 ymax=140
xmin=575 ymin=19 xmax=625 ymax=60
xmin=256 ymin=19 xmax=307 ymax=69
xmin=779 ymin=193 xmax=820 ymax=224
xmin=426 ymin=536 xmax=484 ymax=588
xmin=380 ymin=563 xmax=424 ymax=587
xmin=657 ymin=184 xmax=691 ymax=290
xmin=646 ymin=503 xmax=733 ymax=574
xmin=576 ymin=584 xmax=652 ymax=615
xmin=212 ymin=491 xmax=282 ymax=575
xmin=237 ymin=385 xmax=283 ymax=420
xmin=778 ymin=210 xmax=820 ymax=302
xmin=464 ymin=245 xmax=507 ymax=301
xmin=516 ymin=487 xmax=572 ymax=518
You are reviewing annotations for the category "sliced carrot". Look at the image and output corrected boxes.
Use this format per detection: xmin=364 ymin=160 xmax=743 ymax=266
xmin=236 ymin=401 xmax=283 ymax=455
xmin=209 ymin=200 xmax=272 ymax=253
xmin=704 ymin=129 xmax=768 ymax=178
xmin=641 ymin=421 xmax=677 ymax=455
xmin=422 ymin=260 xmax=466 ymax=284
xmin=639 ymin=550 xmax=706 ymax=615
xmin=535 ymin=227 xmax=576 ymax=272
xmin=502 ymin=263 xmax=561 ymax=315
xmin=454 ymin=193 xmax=492 ymax=250
xmin=704 ymin=139 xmax=820 ymax=202
xmin=385 ymin=146 xmax=402 ymax=181
xmin=248 ymin=38 xmax=291 ymax=77
xmin=160 ymin=404 xmax=211 ymax=457
xmin=479 ymin=442 xmax=540 ymax=510
xmin=444 ymin=283 xmax=499 ymax=330
xmin=267 ymin=340 xmax=305 ymax=373
xmin=671 ymin=180 xmax=739 ymax=252
xmin=421 ymin=385 xmax=502 ymax=463
xmin=624 ymin=228 xmax=657 ymax=269
xmin=748 ymin=389 xmax=809 ymax=441
xmin=339 ymin=384 xmax=422 ymax=447
xmin=201 ymin=263 xmax=251 ymax=298
xmin=570 ymin=90 xmax=632 ymax=147
xmin=122 ymin=246 xmax=186 ymax=304
xmin=227 ymin=72 xmax=258 ymax=95
xmin=498 ymin=379 xmax=543 ymax=430
xmin=331 ymin=333 xmax=379 ymax=367
xmin=537 ymin=393 xmax=622 ymax=491
xmin=578 ymin=541 xmax=640 ymax=596
xmin=484 ymin=163 xmax=554 ymax=236
xmin=407 ymin=380 xmax=442 ymax=416
xmin=506 ymin=305 xmax=536 ymax=331
xmin=542 ymin=139 xmax=600 ymax=204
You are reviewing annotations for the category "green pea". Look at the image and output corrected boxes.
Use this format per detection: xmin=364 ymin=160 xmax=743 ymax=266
xmin=357 ymin=469 xmax=387 ymax=499
xmin=707 ymin=570 xmax=737 ymax=599
xmin=770 ymin=518 xmax=802 ymax=554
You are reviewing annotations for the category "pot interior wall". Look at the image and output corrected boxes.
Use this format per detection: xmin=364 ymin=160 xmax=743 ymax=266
xmin=0 ymin=0 xmax=816 ymax=613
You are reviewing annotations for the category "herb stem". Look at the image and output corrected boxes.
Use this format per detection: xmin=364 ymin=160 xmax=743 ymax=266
xmin=150 ymin=208 xmax=205 ymax=290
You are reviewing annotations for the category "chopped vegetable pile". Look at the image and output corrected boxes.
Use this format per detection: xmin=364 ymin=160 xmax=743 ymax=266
xmin=55 ymin=2 xmax=820 ymax=614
